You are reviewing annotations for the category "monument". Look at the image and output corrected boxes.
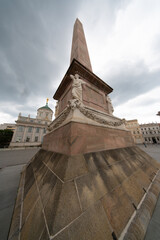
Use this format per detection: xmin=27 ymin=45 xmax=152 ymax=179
xmin=9 ymin=19 xmax=160 ymax=240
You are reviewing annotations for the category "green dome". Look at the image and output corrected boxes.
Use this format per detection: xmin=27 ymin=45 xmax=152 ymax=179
xmin=38 ymin=103 xmax=53 ymax=112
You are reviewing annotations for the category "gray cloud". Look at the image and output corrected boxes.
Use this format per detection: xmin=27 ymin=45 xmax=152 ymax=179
xmin=0 ymin=0 xmax=80 ymax=108
xmin=106 ymin=60 xmax=160 ymax=106
xmin=0 ymin=0 xmax=159 ymax=123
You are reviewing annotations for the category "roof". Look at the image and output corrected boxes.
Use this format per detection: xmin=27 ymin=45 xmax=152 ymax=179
xmin=38 ymin=104 xmax=53 ymax=112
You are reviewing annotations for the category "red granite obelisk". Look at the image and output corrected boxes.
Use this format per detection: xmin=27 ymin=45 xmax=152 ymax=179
xmin=42 ymin=19 xmax=134 ymax=155
xmin=70 ymin=18 xmax=92 ymax=71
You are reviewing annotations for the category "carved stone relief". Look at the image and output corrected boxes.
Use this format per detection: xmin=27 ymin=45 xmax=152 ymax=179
xmin=48 ymin=99 xmax=125 ymax=131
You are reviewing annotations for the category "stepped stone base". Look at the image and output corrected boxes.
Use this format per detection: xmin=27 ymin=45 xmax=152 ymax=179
xmin=9 ymin=146 xmax=160 ymax=240
xmin=42 ymin=122 xmax=134 ymax=155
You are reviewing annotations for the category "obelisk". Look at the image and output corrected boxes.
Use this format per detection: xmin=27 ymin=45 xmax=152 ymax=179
xmin=8 ymin=19 xmax=160 ymax=240
xmin=70 ymin=18 xmax=92 ymax=71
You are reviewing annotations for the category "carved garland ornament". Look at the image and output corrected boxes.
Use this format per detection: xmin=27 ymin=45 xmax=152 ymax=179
xmin=48 ymin=99 xmax=125 ymax=131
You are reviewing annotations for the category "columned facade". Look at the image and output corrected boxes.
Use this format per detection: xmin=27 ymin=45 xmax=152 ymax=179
xmin=10 ymin=100 xmax=53 ymax=148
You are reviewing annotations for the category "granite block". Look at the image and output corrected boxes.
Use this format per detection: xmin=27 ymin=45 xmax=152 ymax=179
xmin=44 ymin=180 xmax=81 ymax=236
xmin=67 ymin=201 xmax=113 ymax=240
xmin=8 ymin=204 xmax=21 ymax=240
xmin=22 ymin=182 xmax=39 ymax=225
xmin=76 ymin=168 xmax=119 ymax=211
xmin=122 ymin=174 xmax=144 ymax=207
xmin=101 ymin=185 xmax=134 ymax=237
xmin=20 ymin=198 xmax=46 ymax=240
xmin=39 ymin=169 xmax=57 ymax=208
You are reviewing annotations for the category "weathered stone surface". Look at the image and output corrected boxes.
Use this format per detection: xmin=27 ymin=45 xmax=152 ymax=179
xmin=39 ymin=227 xmax=49 ymax=240
xmin=122 ymin=174 xmax=145 ymax=207
xmin=8 ymin=204 xmax=21 ymax=240
xmin=20 ymin=198 xmax=46 ymax=240
xmin=101 ymin=185 xmax=134 ymax=237
xmin=22 ymin=182 xmax=39 ymax=225
xmin=44 ymin=180 xmax=82 ymax=236
xmin=8 ymin=171 xmax=24 ymax=240
xmin=38 ymin=169 xmax=57 ymax=208
xmin=76 ymin=171 xmax=109 ymax=211
xmin=68 ymin=201 xmax=113 ymax=240
xmin=8 ymin=147 xmax=160 ymax=240
xmin=123 ymin=173 xmax=160 ymax=240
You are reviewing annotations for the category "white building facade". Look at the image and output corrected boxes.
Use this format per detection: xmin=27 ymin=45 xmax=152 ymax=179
xmin=140 ymin=123 xmax=160 ymax=144
xmin=10 ymin=100 xmax=53 ymax=148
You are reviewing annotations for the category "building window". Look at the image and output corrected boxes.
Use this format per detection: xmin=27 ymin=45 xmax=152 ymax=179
xmin=43 ymin=128 xmax=46 ymax=134
xmin=28 ymin=127 xmax=32 ymax=132
xmin=30 ymin=120 xmax=34 ymax=122
xmin=36 ymin=127 xmax=39 ymax=133
xmin=35 ymin=136 xmax=38 ymax=142
xmin=16 ymin=137 xmax=21 ymax=142
xmin=18 ymin=126 xmax=24 ymax=132
xmin=26 ymin=137 xmax=30 ymax=142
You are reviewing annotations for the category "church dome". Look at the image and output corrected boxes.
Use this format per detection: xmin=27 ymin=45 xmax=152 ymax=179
xmin=37 ymin=99 xmax=53 ymax=121
xmin=38 ymin=99 xmax=53 ymax=112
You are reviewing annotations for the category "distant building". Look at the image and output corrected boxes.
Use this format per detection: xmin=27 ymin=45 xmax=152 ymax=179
xmin=125 ymin=119 xmax=144 ymax=144
xmin=10 ymin=99 xmax=53 ymax=148
xmin=0 ymin=123 xmax=16 ymax=131
xmin=140 ymin=123 xmax=160 ymax=144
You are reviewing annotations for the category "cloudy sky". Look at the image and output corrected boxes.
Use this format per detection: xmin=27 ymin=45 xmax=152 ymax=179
xmin=0 ymin=0 xmax=160 ymax=124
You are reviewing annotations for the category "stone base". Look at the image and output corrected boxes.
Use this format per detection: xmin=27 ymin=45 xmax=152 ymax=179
xmin=8 ymin=146 xmax=160 ymax=240
xmin=42 ymin=121 xmax=134 ymax=155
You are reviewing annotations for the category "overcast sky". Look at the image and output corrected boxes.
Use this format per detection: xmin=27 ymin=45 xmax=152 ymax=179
xmin=0 ymin=0 xmax=160 ymax=124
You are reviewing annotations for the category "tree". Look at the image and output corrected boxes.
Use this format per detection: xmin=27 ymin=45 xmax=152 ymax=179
xmin=0 ymin=129 xmax=13 ymax=148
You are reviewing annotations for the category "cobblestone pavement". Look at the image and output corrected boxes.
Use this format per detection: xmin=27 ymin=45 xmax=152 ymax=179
xmin=0 ymin=148 xmax=39 ymax=240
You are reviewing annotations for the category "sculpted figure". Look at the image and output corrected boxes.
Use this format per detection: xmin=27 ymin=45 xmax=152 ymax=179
xmin=106 ymin=95 xmax=114 ymax=115
xmin=70 ymin=74 xmax=86 ymax=101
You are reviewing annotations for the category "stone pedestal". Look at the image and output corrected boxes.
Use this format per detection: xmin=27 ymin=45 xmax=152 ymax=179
xmin=42 ymin=121 xmax=134 ymax=155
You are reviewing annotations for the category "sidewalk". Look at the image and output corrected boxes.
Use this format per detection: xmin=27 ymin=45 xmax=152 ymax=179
xmin=138 ymin=144 xmax=160 ymax=240
xmin=0 ymin=148 xmax=39 ymax=240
